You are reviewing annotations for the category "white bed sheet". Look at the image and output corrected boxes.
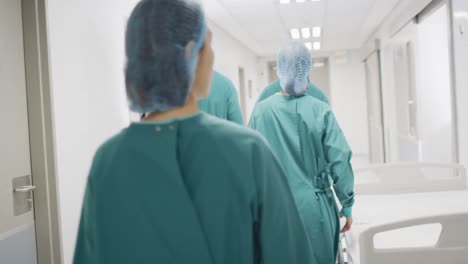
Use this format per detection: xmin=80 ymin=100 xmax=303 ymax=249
xmin=344 ymin=190 xmax=468 ymax=264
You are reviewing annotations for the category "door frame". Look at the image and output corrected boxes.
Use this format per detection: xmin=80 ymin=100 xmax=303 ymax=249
xmin=364 ymin=50 xmax=387 ymax=163
xmin=21 ymin=0 xmax=62 ymax=263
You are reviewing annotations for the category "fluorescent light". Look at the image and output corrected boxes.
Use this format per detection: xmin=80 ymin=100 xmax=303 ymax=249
xmin=313 ymin=62 xmax=325 ymax=68
xmin=305 ymin=42 xmax=312 ymax=50
xmin=290 ymin=28 xmax=300 ymax=39
xmin=279 ymin=0 xmax=291 ymax=4
xmin=311 ymin=0 xmax=321 ymax=2
xmin=296 ymin=0 xmax=306 ymax=3
xmin=301 ymin=27 xmax=311 ymax=39
xmin=313 ymin=41 xmax=321 ymax=50
xmin=312 ymin=26 xmax=321 ymax=37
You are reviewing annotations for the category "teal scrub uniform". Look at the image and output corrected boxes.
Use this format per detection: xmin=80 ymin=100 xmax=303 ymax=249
xmin=249 ymin=94 xmax=355 ymax=263
xmin=256 ymin=80 xmax=329 ymax=105
xmin=74 ymin=112 xmax=314 ymax=264
xmin=198 ymin=71 xmax=244 ymax=125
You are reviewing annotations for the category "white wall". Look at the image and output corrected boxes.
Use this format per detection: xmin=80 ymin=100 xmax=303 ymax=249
xmin=208 ymin=21 xmax=266 ymax=121
xmin=329 ymin=51 xmax=370 ymax=168
xmin=46 ymin=0 xmax=138 ymax=262
xmin=452 ymin=0 xmax=468 ymax=169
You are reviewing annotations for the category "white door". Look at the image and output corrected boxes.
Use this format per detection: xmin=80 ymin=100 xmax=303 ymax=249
xmin=0 ymin=0 xmax=38 ymax=263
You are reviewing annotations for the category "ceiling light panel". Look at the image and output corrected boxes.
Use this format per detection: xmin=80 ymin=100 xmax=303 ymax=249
xmin=301 ymin=27 xmax=311 ymax=39
xmin=313 ymin=41 xmax=321 ymax=50
xmin=290 ymin=28 xmax=300 ymax=39
xmin=312 ymin=26 xmax=321 ymax=38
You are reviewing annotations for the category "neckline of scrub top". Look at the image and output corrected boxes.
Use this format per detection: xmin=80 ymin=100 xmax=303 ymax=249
xmin=275 ymin=93 xmax=306 ymax=99
xmin=132 ymin=112 xmax=202 ymax=126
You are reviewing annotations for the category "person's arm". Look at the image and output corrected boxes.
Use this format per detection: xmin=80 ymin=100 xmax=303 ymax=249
xmin=73 ymin=148 xmax=106 ymax=264
xmin=226 ymin=81 xmax=244 ymax=125
xmin=253 ymin=138 xmax=316 ymax=263
xmin=322 ymin=110 xmax=355 ymax=231
xmin=73 ymin=179 xmax=97 ymax=264
xmin=247 ymin=110 xmax=256 ymax=129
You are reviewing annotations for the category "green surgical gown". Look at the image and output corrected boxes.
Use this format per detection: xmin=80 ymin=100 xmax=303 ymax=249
xmin=198 ymin=71 xmax=244 ymax=125
xmin=249 ymin=94 xmax=355 ymax=263
xmin=74 ymin=112 xmax=314 ymax=264
xmin=256 ymin=80 xmax=329 ymax=105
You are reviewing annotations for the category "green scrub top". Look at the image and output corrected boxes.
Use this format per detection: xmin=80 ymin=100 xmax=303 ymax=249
xmin=249 ymin=94 xmax=355 ymax=263
xmin=198 ymin=71 xmax=244 ymax=125
xmin=74 ymin=112 xmax=315 ymax=264
xmin=256 ymin=80 xmax=329 ymax=105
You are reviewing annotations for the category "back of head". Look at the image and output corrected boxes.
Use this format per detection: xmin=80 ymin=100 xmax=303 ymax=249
xmin=125 ymin=0 xmax=207 ymax=113
xmin=277 ymin=41 xmax=312 ymax=96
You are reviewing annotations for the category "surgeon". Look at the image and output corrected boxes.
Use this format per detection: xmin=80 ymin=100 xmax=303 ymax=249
xmin=249 ymin=41 xmax=355 ymax=263
xmin=73 ymin=1 xmax=314 ymax=264
xmin=198 ymin=71 xmax=244 ymax=124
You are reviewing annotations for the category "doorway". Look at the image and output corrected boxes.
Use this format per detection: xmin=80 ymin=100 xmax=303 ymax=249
xmin=0 ymin=0 xmax=61 ymax=263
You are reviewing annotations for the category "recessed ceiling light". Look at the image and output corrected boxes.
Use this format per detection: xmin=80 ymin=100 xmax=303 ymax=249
xmin=296 ymin=0 xmax=306 ymax=3
xmin=290 ymin=28 xmax=301 ymax=39
xmin=311 ymin=0 xmax=321 ymax=2
xmin=279 ymin=0 xmax=291 ymax=4
xmin=312 ymin=26 xmax=321 ymax=37
xmin=305 ymin=42 xmax=312 ymax=50
xmin=313 ymin=41 xmax=321 ymax=50
xmin=301 ymin=28 xmax=311 ymax=39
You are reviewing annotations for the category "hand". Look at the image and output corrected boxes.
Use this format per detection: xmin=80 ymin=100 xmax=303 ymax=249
xmin=340 ymin=213 xmax=353 ymax=233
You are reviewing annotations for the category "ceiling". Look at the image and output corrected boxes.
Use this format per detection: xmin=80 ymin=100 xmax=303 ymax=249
xmin=203 ymin=0 xmax=403 ymax=57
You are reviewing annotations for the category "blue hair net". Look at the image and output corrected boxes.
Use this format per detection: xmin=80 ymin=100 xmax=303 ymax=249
xmin=277 ymin=41 xmax=312 ymax=96
xmin=125 ymin=0 xmax=207 ymax=113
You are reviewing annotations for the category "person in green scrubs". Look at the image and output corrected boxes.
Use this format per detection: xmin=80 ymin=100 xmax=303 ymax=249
xmin=256 ymin=79 xmax=329 ymax=105
xmin=249 ymin=41 xmax=354 ymax=263
xmin=73 ymin=1 xmax=314 ymax=264
xmin=198 ymin=71 xmax=244 ymax=125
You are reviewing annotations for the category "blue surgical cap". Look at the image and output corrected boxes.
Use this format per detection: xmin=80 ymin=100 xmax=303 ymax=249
xmin=277 ymin=41 xmax=312 ymax=96
xmin=125 ymin=0 xmax=207 ymax=113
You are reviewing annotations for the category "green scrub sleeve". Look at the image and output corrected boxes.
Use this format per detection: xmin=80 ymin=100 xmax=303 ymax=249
xmin=323 ymin=110 xmax=355 ymax=217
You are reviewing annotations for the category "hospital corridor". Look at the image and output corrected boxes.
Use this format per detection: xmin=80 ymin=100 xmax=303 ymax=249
xmin=1 ymin=0 xmax=468 ymax=263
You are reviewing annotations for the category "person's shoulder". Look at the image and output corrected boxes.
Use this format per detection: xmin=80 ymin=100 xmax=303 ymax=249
xmin=199 ymin=113 xmax=269 ymax=148
xmin=264 ymin=80 xmax=281 ymax=92
xmin=308 ymin=82 xmax=329 ymax=103
xmin=93 ymin=128 xmax=128 ymax=161
xmin=213 ymin=71 xmax=237 ymax=96
xmin=258 ymin=92 xmax=282 ymax=107
xmin=301 ymin=94 xmax=330 ymax=108
xmin=213 ymin=71 xmax=234 ymax=88
xmin=298 ymin=95 xmax=332 ymax=120
xmin=86 ymin=128 xmax=128 ymax=178
xmin=199 ymin=113 xmax=251 ymax=136
xmin=258 ymin=80 xmax=281 ymax=98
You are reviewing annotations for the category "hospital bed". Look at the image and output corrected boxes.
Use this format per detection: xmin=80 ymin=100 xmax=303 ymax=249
xmin=336 ymin=163 xmax=468 ymax=264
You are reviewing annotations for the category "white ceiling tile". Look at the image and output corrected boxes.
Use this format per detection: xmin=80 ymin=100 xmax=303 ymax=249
xmin=205 ymin=0 xmax=401 ymax=56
